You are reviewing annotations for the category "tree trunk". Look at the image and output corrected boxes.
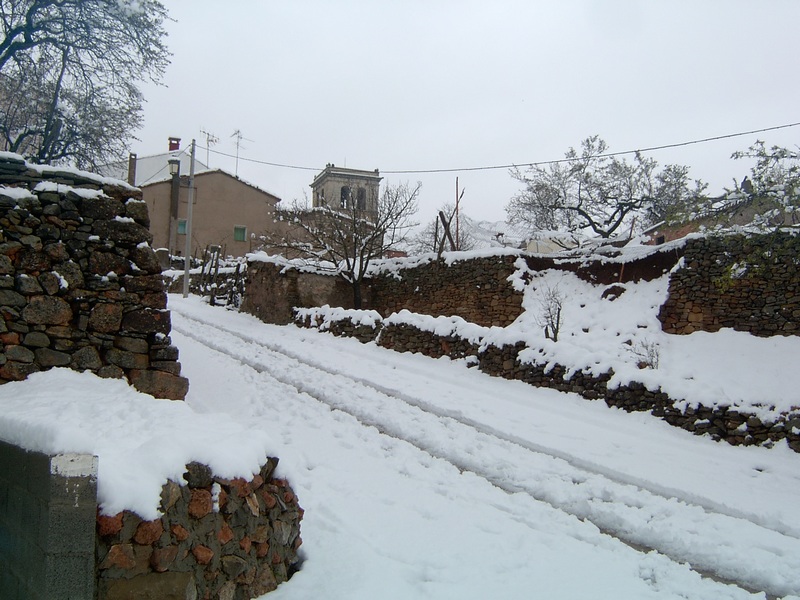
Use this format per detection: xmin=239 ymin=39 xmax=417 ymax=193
xmin=352 ymin=280 xmax=362 ymax=309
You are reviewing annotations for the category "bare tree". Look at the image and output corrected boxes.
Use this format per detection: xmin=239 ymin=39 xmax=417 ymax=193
xmin=507 ymin=136 xmax=704 ymax=238
xmin=0 ymin=0 xmax=170 ymax=168
xmin=412 ymin=202 xmax=476 ymax=255
xmin=261 ymin=182 xmax=421 ymax=308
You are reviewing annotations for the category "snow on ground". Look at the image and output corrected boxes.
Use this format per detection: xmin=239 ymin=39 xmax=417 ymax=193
xmin=1 ymin=287 xmax=799 ymax=598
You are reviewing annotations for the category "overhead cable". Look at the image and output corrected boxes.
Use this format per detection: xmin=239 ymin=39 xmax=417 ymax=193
xmin=199 ymin=121 xmax=800 ymax=175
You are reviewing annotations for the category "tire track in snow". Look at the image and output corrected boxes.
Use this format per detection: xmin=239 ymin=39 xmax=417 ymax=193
xmin=172 ymin=310 xmax=797 ymax=598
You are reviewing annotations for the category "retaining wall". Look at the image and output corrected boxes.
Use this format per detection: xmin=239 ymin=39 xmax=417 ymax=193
xmin=294 ymin=309 xmax=800 ymax=453
xmin=659 ymin=231 xmax=800 ymax=336
xmin=96 ymin=460 xmax=302 ymax=600
xmin=0 ymin=440 xmax=98 ymax=600
xmin=0 ymin=153 xmax=188 ymax=399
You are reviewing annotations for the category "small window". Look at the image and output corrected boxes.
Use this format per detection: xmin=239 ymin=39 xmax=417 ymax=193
xmin=177 ymin=219 xmax=187 ymax=235
xmin=340 ymin=186 xmax=351 ymax=209
xmin=234 ymin=225 xmax=247 ymax=242
xmin=357 ymin=188 xmax=366 ymax=210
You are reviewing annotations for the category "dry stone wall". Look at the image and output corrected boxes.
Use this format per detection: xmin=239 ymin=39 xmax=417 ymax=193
xmin=659 ymin=231 xmax=800 ymax=336
xmin=96 ymin=460 xmax=302 ymax=600
xmin=0 ymin=154 xmax=188 ymax=399
xmin=294 ymin=310 xmax=800 ymax=453
xmin=370 ymin=254 xmax=524 ymax=327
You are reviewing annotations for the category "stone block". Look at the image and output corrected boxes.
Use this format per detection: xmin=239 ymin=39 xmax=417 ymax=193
xmin=121 ymin=308 xmax=171 ymax=335
xmin=21 ymin=295 xmax=72 ymax=325
xmin=100 ymin=571 xmax=196 ymax=600
xmin=128 ymin=368 xmax=189 ymax=400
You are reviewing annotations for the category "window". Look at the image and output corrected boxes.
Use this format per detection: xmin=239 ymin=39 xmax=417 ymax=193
xmin=340 ymin=186 xmax=351 ymax=209
xmin=177 ymin=219 xmax=187 ymax=235
xmin=234 ymin=225 xmax=247 ymax=242
xmin=356 ymin=188 xmax=367 ymax=210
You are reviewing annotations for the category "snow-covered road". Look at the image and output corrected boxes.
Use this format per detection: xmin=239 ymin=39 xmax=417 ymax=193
xmin=170 ymin=297 xmax=800 ymax=600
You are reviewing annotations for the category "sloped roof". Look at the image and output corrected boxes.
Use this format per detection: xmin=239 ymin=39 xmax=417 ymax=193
xmin=98 ymin=152 xmax=208 ymax=187
xmin=140 ymin=168 xmax=281 ymax=202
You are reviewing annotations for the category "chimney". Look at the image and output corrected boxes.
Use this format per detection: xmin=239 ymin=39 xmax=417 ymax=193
xmin=168 ymin=137 xmax=181 ymax=152
xmin=127 ymin=153 xmax=137 ymax=186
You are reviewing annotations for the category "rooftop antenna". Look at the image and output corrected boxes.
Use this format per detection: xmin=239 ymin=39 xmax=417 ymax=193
xmin=231 ymin=129 xmax=253 ymax=177
xmin=200 ymin=128 xmax=218 ymax=167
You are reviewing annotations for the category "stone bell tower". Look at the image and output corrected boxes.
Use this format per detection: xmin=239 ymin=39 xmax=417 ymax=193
xmin=310 ymin=164 xmax=382 ymax=218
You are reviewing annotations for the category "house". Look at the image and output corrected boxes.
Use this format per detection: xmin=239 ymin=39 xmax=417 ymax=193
xmin=141 ymin=169 xmax=281 ymax=258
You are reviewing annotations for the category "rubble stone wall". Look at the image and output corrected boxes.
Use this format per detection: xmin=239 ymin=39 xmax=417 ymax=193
xmin=294 ymin=310 xmax=800 ymax=453
xmin=369 ymin=254 xmax=524 ymax=327
xmin=96 ymin=460 xmax=302 ymax=600
xmin=0 ymin=154 xmax=188 ymax=399
xmin=659 ymin=231 xmax=800 ymax=336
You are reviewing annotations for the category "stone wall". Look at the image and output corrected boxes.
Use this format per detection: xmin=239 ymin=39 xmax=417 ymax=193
xmin=0 ymin=440 xmax=98 ymax=600
xmin=242 ymin=261 xmax=355 ymax=325
xmin=0 ymin=154 xmax=188 ymax=399
xmin=96 ymin=460 xmax=302 ymax=600
xmin=659 ymin=231 xmax=800 ymax=336
xmin=370 ymin=254 xmax=525 ymax=327
xmin=294 ymin=310 xmax=800 ymax=453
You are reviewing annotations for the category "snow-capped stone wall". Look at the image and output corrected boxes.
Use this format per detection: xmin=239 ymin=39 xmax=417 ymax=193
xmin=96 ymin=460 xmax=302 ymax=600
xmin=294 ymin=308 xmax=800 ymax=453
xmin=0 ymin=153 xmax=188 ymax=399
xmin=659 ymin=231 xmax=800 ymax=337
xmin=370 ymin=253 xmax=524 ymax=327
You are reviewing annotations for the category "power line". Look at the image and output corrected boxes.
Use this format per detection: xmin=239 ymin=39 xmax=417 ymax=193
xmin=200 ymin=121 xmax=800 ymax=176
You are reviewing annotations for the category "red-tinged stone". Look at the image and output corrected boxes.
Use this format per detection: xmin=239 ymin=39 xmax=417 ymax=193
xmin=261 ymin=491 xmax=277 ymax=509
xmin=271 ymin=551 xmax=282 ymax=565
xmin=192 ymin=544 xmax=214 ymax=565
xmin=217 ymin=522 xmax=234 ymax=546
xmin=0 ymin=332 xmax=20 ymax=345
xmin=293 ymin=536 xmax=303 ymax=550
xmin=100 ymin=544 xmax=136 ymax=570
xmin=283 ymin=490 xmax=294 ymax=504
xmin=256 ymin=542 xmax=270 ymax=558
xmin=250 ymin=474 xmax=264 ymax=490
xmin=273 ymin=478 xmax=288 ymax=488
xmin=239 ymin=536 xmax=252 ymax=554
xmin=188 ymin=488 xmax=213 ymax=519
xmin=133 ymin=519 xmax=164 ymax=545
xmin=171 ymin=524 xmax=190 ymax=542
xmin=97 ymin=512 xmax=124 ymax=537
xmin=150 ymin=545 xmax=179 ymax=572
xmin=230 ymin=477 xmax=252 ymax=498
xmin=217 ymin=487 xmax=228 ymax=510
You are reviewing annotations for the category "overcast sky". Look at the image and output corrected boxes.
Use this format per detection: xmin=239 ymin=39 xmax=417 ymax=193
xmin=134 ymin=1 xmax=800 ymax=225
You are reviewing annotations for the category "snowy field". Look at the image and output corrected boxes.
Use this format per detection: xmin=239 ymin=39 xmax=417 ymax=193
xmin=1 ymin=292 xmax=799 ymax=600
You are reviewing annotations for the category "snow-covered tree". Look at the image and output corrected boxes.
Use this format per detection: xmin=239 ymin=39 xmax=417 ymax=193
xmin=507 ymin=136 xmax=704 ymax=238
xmin=0 ymin=0 xmax=170 ymax=168
xmin=260 ymin=182 xmax=420 ymax=308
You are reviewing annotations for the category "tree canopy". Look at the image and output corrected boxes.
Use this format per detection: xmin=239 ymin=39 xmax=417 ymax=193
xmin=0 ymin=0 xmax=170 ymax=168
xmin=507 ymin=136 xmax=706 ymax=238
xmin=260 ymin=182 xmax=420 ymax=308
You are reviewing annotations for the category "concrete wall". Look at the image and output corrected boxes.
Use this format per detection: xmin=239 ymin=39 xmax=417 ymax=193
xmin=143 ymin=170 xmax=280 ymax=258
xmin=0 ymin=440 xmax=98 ymax=600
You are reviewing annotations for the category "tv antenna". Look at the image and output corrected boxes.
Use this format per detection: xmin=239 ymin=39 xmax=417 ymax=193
xmin=199 ymin=128 xmax=218 ymax=167
xmin=231 ymin=129 xmax=253 ymax=176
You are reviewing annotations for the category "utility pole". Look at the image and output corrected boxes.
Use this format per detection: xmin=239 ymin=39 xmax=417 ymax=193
xmin=455 ymin=177 xmax=465 ymax=251
xmin=182 ymin=139 xmax=197 ymax=298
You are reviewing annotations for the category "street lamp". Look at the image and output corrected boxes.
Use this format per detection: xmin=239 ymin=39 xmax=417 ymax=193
xmin=168 ymin=158 xmax=181 ymax=254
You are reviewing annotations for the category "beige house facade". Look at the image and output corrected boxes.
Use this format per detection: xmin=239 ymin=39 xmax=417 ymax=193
xmin=142 ymin=169 xmax=281 ymax=258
